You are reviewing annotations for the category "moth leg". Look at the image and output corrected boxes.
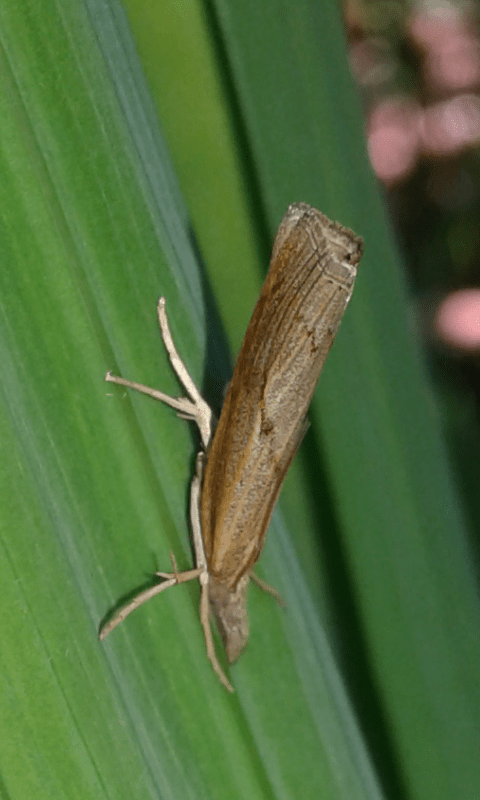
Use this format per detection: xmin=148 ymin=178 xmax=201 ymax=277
xmin=156 ymin=298 xmax=213 ymax=449
xmin=199 ymin=578 xmax=233 ymax=692
xmin=104 ymin=303 xmax=231 ymax=687
xmin=99 ymin=560 xmax=203 ymax=640
xmin=105 ymin=297 xmax=213 ymax=450
xmin=98 ymin=436 xmax=207 ymax=644
xmin=188 ymin=451 xmax=233 ymax=692
xmin=250 ymin=572 xmax=285 ymax=607
xmin=189 ymin=452 xmax=208 ymax=572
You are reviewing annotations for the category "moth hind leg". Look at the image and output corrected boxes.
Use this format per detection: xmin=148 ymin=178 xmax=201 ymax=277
xmin=105 ymin=297 xmax=213 ymax=450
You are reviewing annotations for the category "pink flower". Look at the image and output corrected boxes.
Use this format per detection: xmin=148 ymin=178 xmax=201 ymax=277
xmin=435 ymin=289 xmax=480 ymax=350
xmin=419 ymin=95 xmax=480 ymax=155
xmin=368 ymin=99 xmax=422 ymax=183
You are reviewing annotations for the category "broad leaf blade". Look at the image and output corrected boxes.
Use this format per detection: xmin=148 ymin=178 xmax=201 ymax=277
xmin=0 ymin=1 xmax=386 ymax=799
xmin=125 ymin=1 xmax=480 ymax=798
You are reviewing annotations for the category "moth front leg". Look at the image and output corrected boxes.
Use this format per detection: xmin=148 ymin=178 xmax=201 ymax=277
xmin=189 ymin=452 xmax=234 ymax=692
xmin=99 ymin=556 xmax=203 ymax=640
xmin=99 ymin=460 xmax=208 ymax=645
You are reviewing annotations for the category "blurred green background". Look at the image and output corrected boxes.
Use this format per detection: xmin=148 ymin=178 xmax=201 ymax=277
xmin=0 ymin=0 xmax=479 ymax=798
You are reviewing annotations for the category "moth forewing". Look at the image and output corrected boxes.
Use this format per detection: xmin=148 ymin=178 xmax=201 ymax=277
xmin=100 ymin=203 xmax=362 ymax=691
xmin=200 ymin=203 xmax=362 ymax=662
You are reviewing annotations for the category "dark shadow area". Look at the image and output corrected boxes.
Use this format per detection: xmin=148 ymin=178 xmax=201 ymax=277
xmin=301 ymin=419 xmax=408 ymax=800
xmin=186 ymin=223 xmax=235 ymax=418
xmin=200 ymin=0 xmax=273 ymax=267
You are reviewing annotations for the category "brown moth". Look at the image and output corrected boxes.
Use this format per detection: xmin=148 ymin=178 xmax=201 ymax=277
xmin=100 ymin=203 xmax=363 ymax=691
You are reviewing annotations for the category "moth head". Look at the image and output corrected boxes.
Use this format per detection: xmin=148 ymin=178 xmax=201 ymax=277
xmin=209 ymin=575 xmax=250 ymax=663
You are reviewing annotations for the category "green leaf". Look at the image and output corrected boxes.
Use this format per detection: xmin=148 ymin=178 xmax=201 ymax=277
xmin=127 ymin=0 xmax=480 ymax=798
xmin=1 ymin=1 xmax=479 ymax=799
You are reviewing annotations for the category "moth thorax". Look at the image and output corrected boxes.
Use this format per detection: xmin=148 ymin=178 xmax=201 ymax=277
xmin=209 ymin=575 xmax=250 ymax=663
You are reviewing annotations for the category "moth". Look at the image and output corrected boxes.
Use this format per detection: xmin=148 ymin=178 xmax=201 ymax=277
xmin=100 ymin=203 xmax=363 ymax=691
